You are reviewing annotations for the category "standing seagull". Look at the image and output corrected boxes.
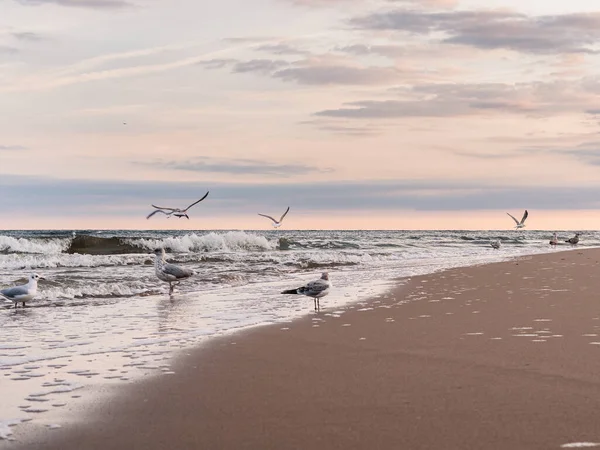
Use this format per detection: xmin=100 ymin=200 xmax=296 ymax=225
xmin=565 ymin=233 xmax=580 ymax=245
xmin=281 ymin=272 xmax=330 ymax=311
xmin=258 ymin=207 xmax=290 ymax=228
xmin=153 ymin=248 xmax=195 ymax=295
xmin=1 ymin=273 xmax=44 ymax=308
xmin=507 ymin=210 xmax=528 ymax=229
xmin=549 ymin=233 xmax=558 ymax=246
xmin=147 ymin=191 xmax=209 ymax=220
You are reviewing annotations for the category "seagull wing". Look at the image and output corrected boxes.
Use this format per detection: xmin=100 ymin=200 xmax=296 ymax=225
xmin=163 ymin=263 xmax=194 ymax=279
xmin=258 ymin=213 xmax=277 ymax=223
xmin=299 ymin=279 xmax=329 ymax=297
xmin=146 ymin=209 xmax=169 ymax=220
xmin=506 ymin=212 xmax=520 ymax=225
xmin=151 ymin=205 xmax=179 ymax=211
xmin=520 ymin=210 xmax=528 ymax=224
xmin=0 ymin=285 xmax=29 ymax=299
xmin=279 ymin=206 xmax=290 ymax=222
xmin=182 ymin=191 xmax=210 ymax=212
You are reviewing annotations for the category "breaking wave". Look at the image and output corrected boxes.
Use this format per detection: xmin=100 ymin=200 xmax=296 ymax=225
xmin=132 ymin=231 xmax=275 ymax=253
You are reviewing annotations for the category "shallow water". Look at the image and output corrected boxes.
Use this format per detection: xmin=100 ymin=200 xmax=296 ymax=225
xmin=0 ymin=229 xmax=594 ymax=441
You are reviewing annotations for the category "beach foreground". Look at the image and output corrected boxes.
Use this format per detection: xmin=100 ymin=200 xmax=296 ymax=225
xmin=15 ymin=248 xmax=600 ymax=450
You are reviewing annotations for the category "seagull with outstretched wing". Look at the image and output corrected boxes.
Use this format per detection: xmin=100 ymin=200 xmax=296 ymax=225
xmin=147 ymin=191 xmax=209 ymax=219
xmin=507 ymin=210 xmax=528 ymax=229
xmin=258 ymin=206 xmax=290 ymax=228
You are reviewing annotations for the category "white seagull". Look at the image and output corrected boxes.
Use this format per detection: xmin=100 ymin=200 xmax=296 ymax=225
xmin=507 ymin=210 xmax=528 ymax=229
xmin=1 ymin=273 xmax=44 ymax=308
xmin=490 ymin=240 xmax=501 ymax=249
xmin=147 ymin=191 xmax=209 ymax=220
xmin=153 ymin=248 xmax=195 ymax=295
xmin=549 ymin=233 xmax=558 ymax=246
xmin=258 ymin=206 xmax=290 ymax=228
xmin=281 ymin=272 xmax=330 ymax=311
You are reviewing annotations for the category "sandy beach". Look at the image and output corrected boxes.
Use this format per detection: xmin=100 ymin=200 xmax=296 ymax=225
xmin=12 ymin=248 xmax=600 ymax=450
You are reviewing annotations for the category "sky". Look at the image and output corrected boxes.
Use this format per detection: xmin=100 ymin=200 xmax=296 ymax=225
xmin=3 ymin=0 xmax=600 ymax=230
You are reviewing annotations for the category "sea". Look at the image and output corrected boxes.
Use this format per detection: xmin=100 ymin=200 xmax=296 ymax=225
xmin=0 ymin=229 xmax=596 ymax=440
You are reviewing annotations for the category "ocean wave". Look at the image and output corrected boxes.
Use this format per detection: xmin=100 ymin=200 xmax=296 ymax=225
xmin=0 ymin=254 xmax=148 ymax=270
xmin=0 ymin=236 xmax=70 ymax=254
xmin=66 ymin=236 xmax=146 ymax=255
xmin=132 ymin=231 xmax=276 ymax=253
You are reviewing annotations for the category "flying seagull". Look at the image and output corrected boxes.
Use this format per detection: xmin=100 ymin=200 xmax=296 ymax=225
xmin=565 ymin=233 xmax=580 ymax=245
xmin=153 ymin=248 xmax=194 ymax=295
xmin=147 ymin=191 xmax=209 ymax=220
xmin=281 ymin=272 xmax=330 ymax=311
xmin=490 ymin=240 xmax=501 ymax=249
xmin=1 ymin=273 xmax=45 ymax=308
xmin=507 ymin=210 xmax=528 ymax=229
xmin=258 ymin=206 xmax=290 ymax=228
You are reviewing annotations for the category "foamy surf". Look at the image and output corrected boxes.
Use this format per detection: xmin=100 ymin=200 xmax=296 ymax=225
xmin=561 ymin=443 xmax=600 ymax=448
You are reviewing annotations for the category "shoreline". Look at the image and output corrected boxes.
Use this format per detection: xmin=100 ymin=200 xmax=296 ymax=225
xmin=1 ymin=239 xmax=570 ymax=441
xmin=10 ymin=247 xmax=600 ymax=449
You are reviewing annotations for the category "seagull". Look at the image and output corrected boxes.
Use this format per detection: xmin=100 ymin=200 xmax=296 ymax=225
xmin=565 ymin=233 xmax=580 ymax=245
xmin=507 ymin=210 xmax=528 ymax=229
xmin=490 ymin=240 xmax=501 ymax=249
xmin=258 ymin=206 xmax=290 ymax=228
xmin=281 ymin=272 xmax=330 ymax=311
xmin=549 ymin=233 xmax=558 ymax=246
xmin=147 ymin=191 xmax=209 ymax=220
xmin=1 ymin=273 xmax=44 ymax=308
xmin=153 ymin=248 xmax=194 ymax=295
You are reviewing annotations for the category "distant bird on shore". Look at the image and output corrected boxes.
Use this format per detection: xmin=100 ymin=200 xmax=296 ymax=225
xmin=549 ymin=233 xmax=558 ymax=246
xmin=507 ymin=210 xmax=528 ymax=229
xmin=147 ymin=191 xmax=209 ymax=220
xmin=281 ymin=272 xmax=330 ymax=311
xmin=565 ymin=233 xmax=580 ymax=245
xmin=258 ymin=206 xmax=290 ymax=228
xmin=490 ymin=240 xmax=501 ymax=249
xmin=1 ymin=273 xmax=44 ymax=308
xmin=153 ymin=248 xmax=194 ymax=295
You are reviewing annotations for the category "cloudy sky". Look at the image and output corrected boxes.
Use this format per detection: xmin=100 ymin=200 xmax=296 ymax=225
xmin=3 ymin=0 xmax=600 ymax=230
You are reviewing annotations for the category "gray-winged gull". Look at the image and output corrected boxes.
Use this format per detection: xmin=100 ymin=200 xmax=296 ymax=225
xmin=281 ymin=272 xmax=330 ymax=311
xmin=258 ymin=206 xmax=290 ymax=228
xmin=147 ymin=191 xmax=209 ymax=220
xmin=153 ymin=248 xmax=195 ymax=295
xmin=565 ymin=233 xmax=580 ymax=245
xmin=507 ymin=210 xmax=528 ymax=229
xmin=1 ymin=273 xmax=45 ymax=308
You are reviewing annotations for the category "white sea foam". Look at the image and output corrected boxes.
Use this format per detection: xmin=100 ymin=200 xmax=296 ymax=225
xmin=0 ymin=418 xmax=29 ymax=440
xmin=0 ymin=236 xmax=70 ymax=255
xmin=133 ymin=231 xmax=275 ymax=253
xmin=561 ymin=443 xmax=600 ymax=448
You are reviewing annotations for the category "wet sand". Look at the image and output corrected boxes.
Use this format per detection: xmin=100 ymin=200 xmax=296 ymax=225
xmin=14 ymin=248 xmax=600 ymax=450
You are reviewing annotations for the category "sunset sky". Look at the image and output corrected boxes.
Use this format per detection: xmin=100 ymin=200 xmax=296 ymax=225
xmin=3 ymin=0 xmax=600 ymax=230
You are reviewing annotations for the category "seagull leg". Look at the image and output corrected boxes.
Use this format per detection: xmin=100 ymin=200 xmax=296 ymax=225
xmin=314 ymin=298 xmax=317 ymax=311
xmin=169 ymin=282 xmax=174 ymax=295
xmin=22 ymin=301 xmax=25 ymax=308
xmin=317 ymin=298 xmax=320 ymax=311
